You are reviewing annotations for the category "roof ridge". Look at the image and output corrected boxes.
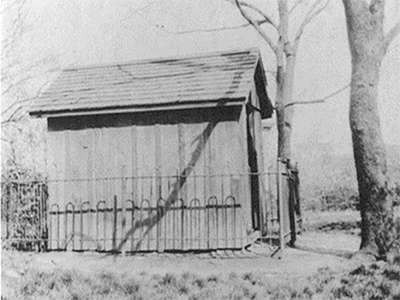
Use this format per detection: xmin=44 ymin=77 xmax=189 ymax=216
xmin=64 ymin=47 xmax=261 ymax=72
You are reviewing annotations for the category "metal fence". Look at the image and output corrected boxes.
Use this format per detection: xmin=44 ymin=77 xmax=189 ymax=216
xmin=48 ymin=194 xmax=245 ymax=253
xmin=2 ymin=162 xmax=300 ymax=253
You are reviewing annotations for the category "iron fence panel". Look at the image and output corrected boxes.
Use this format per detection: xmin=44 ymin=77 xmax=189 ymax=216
xmin=2 ymin=169 xmax=296 ymax=253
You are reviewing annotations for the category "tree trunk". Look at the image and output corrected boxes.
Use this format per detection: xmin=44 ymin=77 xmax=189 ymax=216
xmin=342 ymin=0 xmax=393 ymax=258
xmin=276 ymin=67 xmax=289 ymax=159
xmin=276 ymin=0 xmax=296 ymax=161
xmin=276 ymin=62 xmax=295 ymax=160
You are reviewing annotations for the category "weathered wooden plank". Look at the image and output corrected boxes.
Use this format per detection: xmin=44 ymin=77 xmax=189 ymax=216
xmin=129 ymin=124 xmax=140 ymax=252
xmin=47 ymin=129 xmax=65 ymax=244
xmin=177 ymin=122 xmax=187 ymax=250
xmin=86 ymin=128 xmax=95 ymax=239
xmin=63 ymin=130 xmax=72 ymax=207
xmin=155 ymin=124 xmax=162 ymax=201
xmin=130 ymin=124 xmax=138 ymax=200
xmin=158 ymin=124 xmax=179 ymax=250
xmin=136 ymin=124 xmax=157 ymax=251
xmin=184 ymin=120 xmax=214 ymax=250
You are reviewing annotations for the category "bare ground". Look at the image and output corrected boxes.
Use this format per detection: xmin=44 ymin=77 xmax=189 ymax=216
xmin=8 ymin=206 xmax=400 ymax=281
xmin=2 ymin=211 xmax=365 ymax=282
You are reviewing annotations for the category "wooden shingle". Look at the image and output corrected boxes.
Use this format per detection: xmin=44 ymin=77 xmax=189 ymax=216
xmin=30 ymin=48 xmax=272 ymax=117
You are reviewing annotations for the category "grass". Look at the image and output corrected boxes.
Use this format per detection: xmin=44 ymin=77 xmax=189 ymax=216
xmin=2 ymin=207 xmax=400 ymax=300
xmin=2 ymin=259 xmax=400 ymax=300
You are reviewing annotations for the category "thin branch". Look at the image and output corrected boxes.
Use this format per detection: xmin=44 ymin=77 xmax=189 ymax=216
xmin=1 ymin=96 xmax=34 ymax=116
xmin=293 ymin=0 xmax=329 ymax=52
xmin=225 ymin=0 xmax=278 ymax=30
xmin=234 ymin=0 xmax=277 ymax=54
xmin=1 ymin=106 xmax=24 ymax=125
xmin=384 ymin=21 xmax=400 ymax=53
xmin=1 ymin=74 xmax=33 ymax=97
xmin=2 ymin=81 xmax=50 ymax=124
xmin=157 ymin=18 xmax=272 ymax=35
xmin=284 ymin=83 xmax=350 ymax=108
xmin=128 ymin=0 xmax=276 ymax=36
xmin=235 ymin=1 xmax=278 ymax=30
xmin=162 ymin=0 xmax=278 ymax=35
xmin=289 ymin=0 xmax=304 ymax=14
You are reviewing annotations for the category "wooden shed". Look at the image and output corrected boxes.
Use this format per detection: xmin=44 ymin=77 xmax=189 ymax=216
xmin=29 ymin=48 xmax=274 ymax=252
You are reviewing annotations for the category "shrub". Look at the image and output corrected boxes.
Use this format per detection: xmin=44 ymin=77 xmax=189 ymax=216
xmin=298 ymin=145 xmax=400 ymax=212
xmin=1 ymin=179 xmax=48 ymax=251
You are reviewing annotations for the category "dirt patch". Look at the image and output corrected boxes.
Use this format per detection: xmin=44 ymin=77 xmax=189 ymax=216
xmin=2 ymin=232 xmax=360 ymax=281
xmin=2 ymin=210 xmax=367 ymax=289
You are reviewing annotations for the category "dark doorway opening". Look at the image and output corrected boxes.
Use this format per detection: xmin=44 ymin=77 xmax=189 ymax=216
xmin=246 ymin=107 xmax=261 ymax=230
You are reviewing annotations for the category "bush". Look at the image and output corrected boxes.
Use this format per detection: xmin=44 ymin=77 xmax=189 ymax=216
xmin=296 ymin=144 xmax=400 ymax=212
xmin=1 ymin=172 xmax=48 ymax=251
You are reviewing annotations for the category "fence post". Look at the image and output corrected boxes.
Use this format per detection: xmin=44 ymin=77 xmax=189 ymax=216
xmin=5 ymin=183 xmax=10 ymax=240
xmin=287 ymin=160 xmax=296 ymax=246
xmin=112 ymin=195 xmax=117 ymax=253
xmin=293 ymin=162 xmax=302 ymax=232
xmin=121 ymin=166 xmax=126 ymax=256
xmin=277 ymin=159 xmax=285 ymax=251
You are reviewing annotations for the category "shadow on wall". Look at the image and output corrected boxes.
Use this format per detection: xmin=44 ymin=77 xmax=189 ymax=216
xmin=114 ymin=118 xmax=218 ymax=252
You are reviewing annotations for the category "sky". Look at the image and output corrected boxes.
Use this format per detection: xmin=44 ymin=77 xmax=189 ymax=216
xmin=2 ymin=0 xmax=400 ymax=158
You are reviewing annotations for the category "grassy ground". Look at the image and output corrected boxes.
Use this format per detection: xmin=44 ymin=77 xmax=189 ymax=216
xmin=2 ymin=255 xmax=400 ymax=300
xmin=2 ymin=208 xmax=399 ymax=300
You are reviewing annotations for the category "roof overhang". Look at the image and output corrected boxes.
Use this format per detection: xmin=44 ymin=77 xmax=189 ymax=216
xmin=30 ymin=97 xmax=246 ymax=118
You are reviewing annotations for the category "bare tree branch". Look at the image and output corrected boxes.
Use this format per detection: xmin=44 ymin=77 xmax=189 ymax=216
xmin=289 ymin=0 xmax=304 ymax=15
xmin=2 ymin=94 xmax=38 ymax=116
xmin=1 ymin=78 xmax=52 ymax=124
xmin=285 ymin=83 xmax=350 ymax=108
xmin=161 ymin=0 xmax=279 ymax=36
xmin=156 ymin=19 xmax=273 ymax=35
xmin=1 ymin=0 xmax=28 ymax=58
xmin=384 ymin=21 xmax=400 ymax=53
xmin=234 ymin=1 xmax=278 ymax=30
xmin=1 ymin=73 xmax=32 ymax=97
xmin=225 ymin=0 xmax=278 ymax=30
xmin=2 ymin=106 xmax=24 ymax=125
xmin=293 ymin=0 xmax=330 ymax=53
xmin=234 ymin=0 xmax=277 ymax=54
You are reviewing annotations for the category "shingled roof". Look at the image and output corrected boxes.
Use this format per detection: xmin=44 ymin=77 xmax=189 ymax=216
xmin=29 ymin=48 xmax=272 ymax=118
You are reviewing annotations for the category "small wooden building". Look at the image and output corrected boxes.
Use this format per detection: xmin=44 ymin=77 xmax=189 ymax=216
xmin=29 ymin=48 xmax=274 ymax=252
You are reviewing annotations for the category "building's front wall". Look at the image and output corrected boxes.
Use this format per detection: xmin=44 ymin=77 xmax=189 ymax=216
xmin=46 ymin=105 xmax=257 ymax=251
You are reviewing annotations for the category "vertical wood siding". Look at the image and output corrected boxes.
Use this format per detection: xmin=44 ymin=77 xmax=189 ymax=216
xmin=47 ymin=106 xmax=260 ymax=251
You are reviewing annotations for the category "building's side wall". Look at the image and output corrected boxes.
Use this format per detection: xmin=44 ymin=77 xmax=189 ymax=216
xmin=250 ymin=83 xmax=268 ymax=231
xmin=46 ymin=106 xmax=251 ymax=251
